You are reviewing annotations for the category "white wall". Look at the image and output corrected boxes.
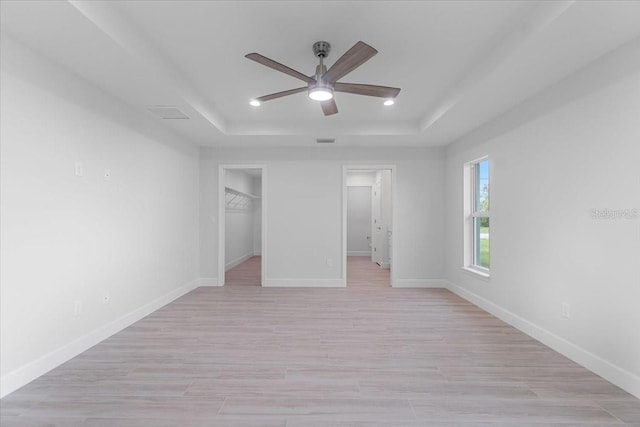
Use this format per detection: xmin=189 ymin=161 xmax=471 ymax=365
xmin=444 ymin=38 xmax=640 ymax=397
xmin=346 ymin=171 xmax=376 ymax=187
xmin=346 ymin=171 xmax=376 ymax=256
xmin=347 ymin=186 xmax=372 ymax=255
xmin=225 ymin=169 xmax=255 ymax=195
xmin=0 ymin=37 xmax=200 ymax=397
xmin=199 ymin=153 xmax=218 ymax=281
xmin=224 ymin=211 xmax=254 ymax=269
xmin=200 ymin=147 xmax=446 ymax=287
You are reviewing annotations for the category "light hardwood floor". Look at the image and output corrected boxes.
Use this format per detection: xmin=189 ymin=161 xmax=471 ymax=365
xmin=1 ymin=257 xmax=638 ymax=426
xmin=226 ymin=256 xmax=261 ymax=286
xmin=347 ymin=255 xmax=390 ymax=288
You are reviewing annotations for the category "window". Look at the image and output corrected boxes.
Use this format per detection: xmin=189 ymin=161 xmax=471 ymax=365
xmin=464 ymin=157 xmax=490 ymax=275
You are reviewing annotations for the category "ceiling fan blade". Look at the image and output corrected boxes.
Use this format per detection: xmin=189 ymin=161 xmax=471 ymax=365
xmin=322 ymin=41 xmax=377 ymax=84
xmin=321 ymin=99 xmax=338 ymax=116
xmin=256 ymin=87 xmax=307 ymax=102
xmin=334 ymin=82 xmax=400 ymax=98
xmin=246 ymin=53 xmax=314 ymax=84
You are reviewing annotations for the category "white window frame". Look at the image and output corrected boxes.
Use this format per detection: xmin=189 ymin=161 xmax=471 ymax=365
xmin=463 ymin=156 xmax=490 ymax=278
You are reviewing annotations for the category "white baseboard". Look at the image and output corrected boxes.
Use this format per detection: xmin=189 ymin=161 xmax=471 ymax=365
xmin=225 ymin=253 xmax=253 ymax=271
xmin=347 ymin=251 xmax=371 ymax=256
xmin=0 ymin=278 xmax=200 ymax=399
xmin=198 ymin=277 xmax=220 ymax=287
xmin=263 ymin=278 xmax=346 ymax=287
xmin=393 ymin=279 xmax=448 ymax=288
xmin=253 ymin=251 xmax=262 ymax=256
xmin=444 ymin=280 xmax=640 ymax=399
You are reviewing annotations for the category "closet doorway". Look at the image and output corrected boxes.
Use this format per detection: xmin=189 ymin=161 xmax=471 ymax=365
xmin=218 ymin=165 xmax=265 ymax=286
xmin=343 ymin=166 xmax=396 ymax=287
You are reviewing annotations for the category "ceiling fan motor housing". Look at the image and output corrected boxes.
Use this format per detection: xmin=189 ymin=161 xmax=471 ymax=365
xmin=312 ymin=41 xmax=331 ymax=58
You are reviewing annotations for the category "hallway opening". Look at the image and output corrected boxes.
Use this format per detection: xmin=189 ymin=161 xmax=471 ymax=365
xmin=219 ymin=166 xmax=265 ymax=286
xmin=343 ymin=167 xmax=395 ymax=287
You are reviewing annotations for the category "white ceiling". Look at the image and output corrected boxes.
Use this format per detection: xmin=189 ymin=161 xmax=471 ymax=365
xmin=1 ymin=0 xmax=639 ymax=148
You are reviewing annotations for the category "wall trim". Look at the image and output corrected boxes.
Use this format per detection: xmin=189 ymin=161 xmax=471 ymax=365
xmin=444 ymin=280 xmax=640 ymax=399
xmin=0 ymin=278 xmax=200 ymax=399
xmin=393 ymin=279 xmax=448 ymax=288
xmin=225 ymin=252 xmax=254 ymax=271
xmin=263 ymin=278 xmax=346 ymax=287
xmin=347 ymin=251 xmax=371 ymax=256
xmin=198 ymin=277 xmax=220 ymax=287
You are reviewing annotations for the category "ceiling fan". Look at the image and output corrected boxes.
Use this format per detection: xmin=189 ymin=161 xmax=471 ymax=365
xmin=245 ymin=41 xmax=401 ymax=116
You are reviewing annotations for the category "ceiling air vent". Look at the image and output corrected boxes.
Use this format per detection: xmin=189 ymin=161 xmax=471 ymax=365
xmin=316 ymin=138 xmax=335 ymax=144
xmin=147 ymin=106 xmax=189 ymax=119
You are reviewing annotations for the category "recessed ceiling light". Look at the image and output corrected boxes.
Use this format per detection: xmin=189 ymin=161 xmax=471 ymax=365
xmin=383 ymin=99 xmax=395 ymax=106
xmin=249 ymin=99 xmax=261 ymax=107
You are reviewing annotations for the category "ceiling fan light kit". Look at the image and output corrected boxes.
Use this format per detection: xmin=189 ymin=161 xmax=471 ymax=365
xmin=246 ymin=40 xmax=400 ymax=116
xmin=308 ymin=86 xmax=333 ymax=101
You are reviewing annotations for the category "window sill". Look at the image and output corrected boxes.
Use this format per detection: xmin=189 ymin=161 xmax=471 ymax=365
xmin=461 ymin=266 xmax=490 ymax=280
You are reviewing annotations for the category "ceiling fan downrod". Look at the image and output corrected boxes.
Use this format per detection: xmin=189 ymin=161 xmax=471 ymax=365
xmin=313 ymin=41 xmax=330 ymax=78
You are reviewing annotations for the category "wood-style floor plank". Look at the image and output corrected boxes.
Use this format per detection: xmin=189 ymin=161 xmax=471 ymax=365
xmin=1 ymin=257 xmax=638 ymax=425
xmin=226 ymin=256 xmax=261 ymax=286
xmin=347 ymin=255 xmax=389 ymax=287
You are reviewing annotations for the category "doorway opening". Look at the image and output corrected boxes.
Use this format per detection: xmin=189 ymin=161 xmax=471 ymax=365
xmin=343 ymin=166 xmax=396 ymax=287
xmin=218 ymin=166 xmax=265 ymax=286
